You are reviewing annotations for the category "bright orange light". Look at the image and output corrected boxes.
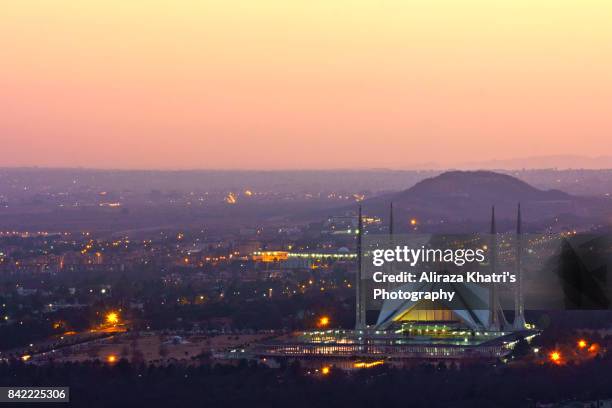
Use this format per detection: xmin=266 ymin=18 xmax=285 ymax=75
xmin=321 ymin=366 xmax=331 ymax=375
xmin=107 ymin=355 xmax=117 ymax=363
xmin=105 ymin=312 xmax=119 ymax=325
xmin=549 ymin=351 xmax=561 ymax=363
xmin=578 ymin=339 xmax=587 ymax=349
xmin=353 ymin=360 xmax=384 ymax=369
xmin=21 ymin=355 xmax=31 ymax=362
xmin=588 ymin=343 xmax=600 ymax=353
xmin=410 ymin=218 xmax=418 ymax=226
xmin=318 ymin=316 xmax=330 ymax=327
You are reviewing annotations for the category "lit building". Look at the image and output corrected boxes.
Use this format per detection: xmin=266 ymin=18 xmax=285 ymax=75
xmin=221 ymin=203 xmax=537 ymax=368
xmin=252 ymin=250 xmax=356 ymax=262
xmin=252 ymin=251 xmax=289 ymax=263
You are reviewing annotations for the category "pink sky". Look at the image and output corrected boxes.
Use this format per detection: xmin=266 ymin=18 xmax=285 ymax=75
xmin=1 ymin=1 xmax=611 ymax=169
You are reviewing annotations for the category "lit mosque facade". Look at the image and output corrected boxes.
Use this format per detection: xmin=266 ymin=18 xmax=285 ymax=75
xmin=219 ymin=204 xmax=538 ymax=369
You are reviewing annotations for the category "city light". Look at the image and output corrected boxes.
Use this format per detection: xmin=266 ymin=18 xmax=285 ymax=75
xmin=578 ymin=339 xmax=587 ymax=349
xmin=107 ymin=355 xmax=117 ymax=363
xmin=321 ymin=366 xmax=331 ymax=375
xmin=549 ymin=351 xmax=561 ymax=364
xmin=318 ymin=316 xmax=330 ymax=328
xmin=410 ymin=218 xmax=418 ymax=226
xmin=106 ymin=312 xmax=119 ymax=325
xmin=353 ymin=360 xmax=384 ymax=369
xmin=588 ymin=343 xmax=600 ymax=353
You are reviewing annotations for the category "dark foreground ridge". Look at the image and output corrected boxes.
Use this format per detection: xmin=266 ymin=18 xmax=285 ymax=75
xmin=2 ymin=357 xmax=612 ymax=408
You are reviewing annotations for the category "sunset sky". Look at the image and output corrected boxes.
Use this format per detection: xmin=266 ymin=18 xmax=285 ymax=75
xmin=1 ymin=1 xmax=611 ymax=169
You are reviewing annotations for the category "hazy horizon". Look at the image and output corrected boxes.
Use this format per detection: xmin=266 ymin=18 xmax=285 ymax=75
xmin=2 ymin=154 xmax=612 ymax=171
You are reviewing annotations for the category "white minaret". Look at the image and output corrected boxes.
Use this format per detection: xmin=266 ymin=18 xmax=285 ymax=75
xmin=355 ymin=205 xmax=366 ymax=330
xmin=513 ymin=203 xmax=527 ymax=330
xmin=489 ymin=206 xmax=501 ymax=331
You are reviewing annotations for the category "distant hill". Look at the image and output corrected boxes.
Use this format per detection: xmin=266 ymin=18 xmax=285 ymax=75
xmin=397 ymin=171 xmax=570 ymax=203
xmin=362 ymin=171 xmax=592 ymax=230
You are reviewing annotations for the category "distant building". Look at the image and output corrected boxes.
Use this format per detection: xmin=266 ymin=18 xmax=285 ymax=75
xmin=252 ymin=251 xmax=289 ymax=263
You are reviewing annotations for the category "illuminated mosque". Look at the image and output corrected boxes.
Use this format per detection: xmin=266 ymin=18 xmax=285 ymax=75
xmin=220 ymin=204 xmax=538 ymax=368
xmin=369 ymin=204 xmax=527 ymax=333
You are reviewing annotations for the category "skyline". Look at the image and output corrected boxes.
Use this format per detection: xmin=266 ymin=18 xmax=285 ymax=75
xmin=2 ymin=1 xmax=612 ymax=169
xmin=2 ymin=154 xmax=612 ymax=171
